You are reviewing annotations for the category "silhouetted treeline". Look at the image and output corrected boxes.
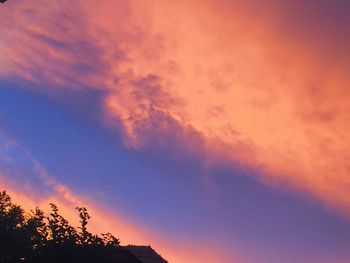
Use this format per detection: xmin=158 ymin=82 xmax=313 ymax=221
xmin=0 ymin=191 xmax=142 ymax=263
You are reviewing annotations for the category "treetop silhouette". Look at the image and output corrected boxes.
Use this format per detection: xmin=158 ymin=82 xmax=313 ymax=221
xmin=0 ymin=190 xmax=145 ymax=263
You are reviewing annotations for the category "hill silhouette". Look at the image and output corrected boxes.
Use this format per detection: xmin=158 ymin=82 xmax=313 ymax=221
xmin=0 ymin=190 xmax=167 ymax=263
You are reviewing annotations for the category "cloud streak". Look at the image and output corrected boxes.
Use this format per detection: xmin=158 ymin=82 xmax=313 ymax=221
xmin=0 ymin=132 xmax=241 ymax=263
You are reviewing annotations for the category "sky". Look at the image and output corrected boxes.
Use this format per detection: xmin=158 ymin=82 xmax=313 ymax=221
xmin=0 ymin=0 xmax=350 ymax=262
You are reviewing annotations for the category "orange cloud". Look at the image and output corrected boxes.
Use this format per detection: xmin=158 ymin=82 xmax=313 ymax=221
xmin=105 ymin=0 xmax=350 ymax=217
xmin=1 ymin=0 xmax=350 ymax=222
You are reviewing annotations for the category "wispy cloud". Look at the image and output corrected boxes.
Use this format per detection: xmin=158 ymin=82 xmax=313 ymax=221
xmin=0 ymin=132 xmax=241 ymax=263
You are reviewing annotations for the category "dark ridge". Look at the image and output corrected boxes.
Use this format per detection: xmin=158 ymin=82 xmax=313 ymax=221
xmin=125 ymin=245 xmax=168 ymax=263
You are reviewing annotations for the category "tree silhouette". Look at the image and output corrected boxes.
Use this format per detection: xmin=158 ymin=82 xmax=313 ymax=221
xmin=0 ymin=191 xmax=142 ymax=263
xmin=47 ymin=203 xmax=77 ymax=245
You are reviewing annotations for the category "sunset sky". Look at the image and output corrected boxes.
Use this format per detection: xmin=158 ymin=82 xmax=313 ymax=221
xmin=1 ymin=0 xmax=350 ymax=262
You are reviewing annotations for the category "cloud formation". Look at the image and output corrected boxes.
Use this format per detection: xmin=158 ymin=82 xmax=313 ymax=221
xmin=1 ymin=0 xmax=350 ymax=223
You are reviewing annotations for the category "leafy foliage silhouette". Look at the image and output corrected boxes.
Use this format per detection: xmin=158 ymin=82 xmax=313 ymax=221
xmin=0 ymin=191 xmax=142 ymax=263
